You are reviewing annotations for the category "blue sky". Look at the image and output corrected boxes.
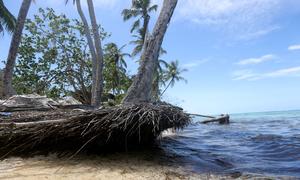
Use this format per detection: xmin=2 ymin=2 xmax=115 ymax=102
xmin=1 ymin=0 xmax=300 ymax=114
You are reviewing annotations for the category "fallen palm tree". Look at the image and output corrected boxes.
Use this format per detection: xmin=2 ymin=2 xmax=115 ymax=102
xmin=0 ymin=103 xmax=190 ymax=157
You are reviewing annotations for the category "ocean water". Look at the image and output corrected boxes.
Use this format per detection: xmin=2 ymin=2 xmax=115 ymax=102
xmin=160 ymin=110 xmax=300 ymax=178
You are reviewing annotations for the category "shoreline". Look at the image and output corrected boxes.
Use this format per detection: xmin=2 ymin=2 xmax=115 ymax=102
xmin=0 ymin=153 xmax=292 ymax=180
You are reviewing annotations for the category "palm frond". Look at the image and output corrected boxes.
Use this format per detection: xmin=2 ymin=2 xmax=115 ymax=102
xmin=159 ymin=47 xmax=167 ymax=55
xmin=65 ymin=0 xmax=75 ymax=5
xmin=131 ymin=44 xmax=143 ymax=57
xmin=0 ymin=24 xmax=3 ymax=33
xmin=122 ymin=9 xmax=140 ymax=21
xmin=130 ymin=19 xmax=140 ymax=33
xmin=159 ymin=59 xmax=168 ymax=65
xmin=0 ymin=0 xmax=16 ymax=33
xmin=148 ymin=4 xmax=158 ymax=12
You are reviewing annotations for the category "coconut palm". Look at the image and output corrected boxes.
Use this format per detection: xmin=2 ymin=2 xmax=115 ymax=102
xmin=107 ymin=43 xmax=129 ymax=71
xmin=86 ymin=0 xmax=104 ymax=107
xmin=3 ymin=0 xmax=32 ymax=97
xmin=66 ymin=0 xmax=104 ymax=107
xmin=104 ymin=43 xmax=130 ymax=95
xmin=161 ymin=60 xmax=187 ymax=96
xmin=122 ymin=0 xmax=178 ymax=103
xmin=129 ymin=29 xmax=144 ymax=57
xmin=122 ymin=0 xmax=158 ymax=56
xmin=0 ymin=0 xmax=16 ymax=34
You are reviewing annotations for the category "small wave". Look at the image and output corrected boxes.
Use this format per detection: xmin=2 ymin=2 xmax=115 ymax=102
xmin=160 ymin=112 xmax=300 ymax=178
xmin=250 ymin=134 xmax=283 ymax=141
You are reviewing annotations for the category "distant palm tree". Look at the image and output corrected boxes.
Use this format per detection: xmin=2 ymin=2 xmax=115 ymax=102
xmin=161 ymin=60 xmax=187 ymax=96
xmin=3 ymin=0 xmax=32 ymax=97
xmin=0 ymin=0 xmax=16 ymax=34
xmin=108 ymin=43 xmax=130 ymax=71
xmin=129 ymin=29 xmax=144 ymax=57
xmin=122 ymin=0 xmax=158 ymax=56
xmin=105 ymin=43 xmax=130 ymax=94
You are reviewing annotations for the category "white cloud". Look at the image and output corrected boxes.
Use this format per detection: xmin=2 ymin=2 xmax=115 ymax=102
xmin=232 ymin=70 xmax=259 ymax=81
xmin=288 ymin=44 xmax=300 ymax=51
xmin=177 ymin=0 xmax=282 ymax=40
xmin=264 ymin=66 xmax=300 ymax=78
xmin=236 ymin=54 xmax=276 ymax=66
xmin=183 ymin=59 xmax=209 ymax=69
xmin=237 ymin=26 xmax=280 ymax=40
xmin=232 ymin=66 xmax=300 ymax=81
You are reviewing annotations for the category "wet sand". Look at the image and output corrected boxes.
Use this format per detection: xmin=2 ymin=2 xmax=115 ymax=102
xmin=0 ymin=153 xmax=234 ymax=180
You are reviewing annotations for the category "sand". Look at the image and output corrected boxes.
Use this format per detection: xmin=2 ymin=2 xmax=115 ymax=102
xmin=0 ymin=153 xmax=234 ymax=180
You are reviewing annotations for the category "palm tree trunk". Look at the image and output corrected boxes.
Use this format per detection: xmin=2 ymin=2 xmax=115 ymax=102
xmin=142 ymin=15 xmax=149 ymax=43
xmin=151 ymin=61 xmax=160 ymax=101
xmin=75 ymin=0 xmax=98 ymax=106
xmin=87 ymin=0 xmax=104 ymax=107
xmin=122 ymin=0 xmax=178 ymax=104
xmin=3 ymin=0 xmax=32 ymax=97
xmin=160 ymin=78 xmax=173 ymax=96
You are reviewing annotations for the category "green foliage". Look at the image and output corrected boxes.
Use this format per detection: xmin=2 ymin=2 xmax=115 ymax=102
xmin=103 ymin=43 xmax=132 ymax=97
xmin=12 ymin=7 xmax=186 ymax=103
xmin=14 ymin=8 xmax=130 ymax=102
xmin=14 ymin=8 xmax=93 ymax=98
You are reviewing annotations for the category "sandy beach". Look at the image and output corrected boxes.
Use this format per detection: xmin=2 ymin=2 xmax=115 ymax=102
xmin=0 ymin=153 xmax=237 ymax=180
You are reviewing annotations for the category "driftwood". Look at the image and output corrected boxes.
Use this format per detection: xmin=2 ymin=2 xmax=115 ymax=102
xmin=187 ymin=113 xmax=215 ymax=119
xmin=188 ymin=113 xmax=230 ymax=124
xmin=0 ymin=103 xmax=190 ymax=157
xmin=201 ymin=115 xmax=230 ymax=124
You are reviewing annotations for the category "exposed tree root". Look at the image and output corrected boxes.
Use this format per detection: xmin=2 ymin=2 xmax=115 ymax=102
xmin=0 ymin=103 xmax=190 ymax=157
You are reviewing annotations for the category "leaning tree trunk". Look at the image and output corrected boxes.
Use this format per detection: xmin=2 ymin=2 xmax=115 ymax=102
xmin=151 ymin=62 xmax=160 ymax=101
xmin=75 ymin=0 xmax=98 ymax=106
xmin=122 ymin=0 xmax=178 ymax=104
xmin=87 ymin=0 xmax=104 ymax=107
xmin=3 ymin=0 xmax=32 ymax=97
xmin=161 ymin=78 xmax=173 ymax=96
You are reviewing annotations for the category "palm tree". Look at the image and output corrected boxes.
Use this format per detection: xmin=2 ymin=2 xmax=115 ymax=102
xmin=122 ymin=0 xmax=178 ymax=103
xmin=66 ymin=0 xmax=104 ymax=107
xmin=3 ymin=0 xmax=32 ymax=97
xmin=0 ymin=0 xmax=16 ymax=34
xmin=161 ymin=60 xmax=187 ymax=96
xmin=87 ymin=0 xmax=104 ymax=107
xmin=123 ymin=0 xmax=169 ymax=102
xmin=104 ymin=43 xmax=130 ymax=95
xmin=129 ymin=29 xmax=144 ymax=57
xmin=122 ymin=0 xmax=158 ymax=56
xmin=107 ymin=43 xmax=129 ymax=71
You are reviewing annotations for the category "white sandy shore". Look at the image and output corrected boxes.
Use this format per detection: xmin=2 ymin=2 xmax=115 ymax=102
xmin=0 ymin=153 xmax=237 ymax=180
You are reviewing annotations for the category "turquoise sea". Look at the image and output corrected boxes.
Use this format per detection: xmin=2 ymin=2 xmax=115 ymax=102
xmin=160 ymin=110 xmax=300 ymax=178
